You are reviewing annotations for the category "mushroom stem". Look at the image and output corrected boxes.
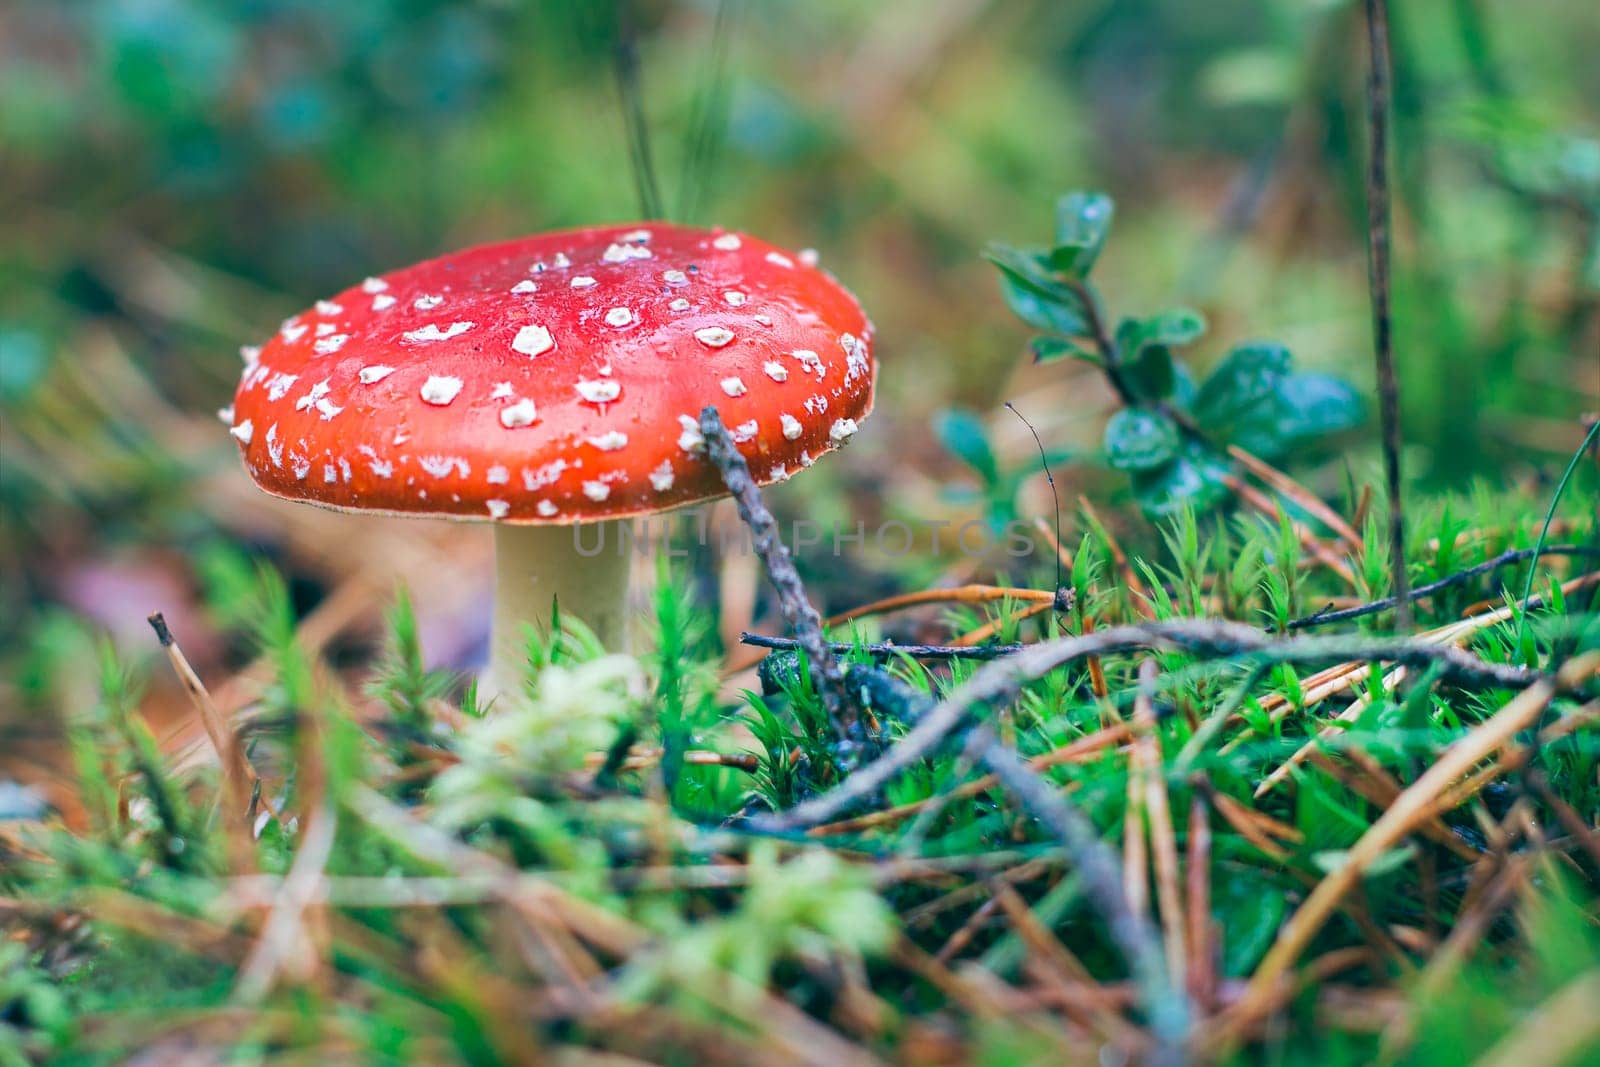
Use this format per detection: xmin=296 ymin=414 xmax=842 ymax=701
xmin=484 ymin=521 xmax=631 ymax=703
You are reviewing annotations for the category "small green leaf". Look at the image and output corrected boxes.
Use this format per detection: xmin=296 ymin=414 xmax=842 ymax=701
xmin=1115 ymin=313 xmax=1203 ymax=402
xmin=1193 ymin=341 xmax=1292 ymax=424
xmin=1212 ymin=868 xmax=1287 ymax=977
xmin=1051 ymin=191 xmax=1114 ymax=275
xmin=1225 ymin=371 xmax=1365 ymax=459
xmin=1121 ymin=340 xmax=1177 ymax=401
xmin=1129 ymin=442 xmax=1231 ymax=519
xmin=1312 ymin=843 xmax=1416 ymax=879
xmin=1275 ymin=372 xmax=1365 ymax=439
xmin=986 ymin=244 xmax=1089 ymax=335
xmin=1030 ymin=335 xmax=1099 ymax=365
xmin=1104 ymin=408 xmax=1180 ymax=472
xmin=1143 ymin=308 xmax=1208 ymax=346
xmin=934 ymin=408 xmax=999 ymax=485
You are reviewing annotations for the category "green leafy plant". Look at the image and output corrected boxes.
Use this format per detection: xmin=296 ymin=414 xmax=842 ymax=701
xmin=934 ymin=407 xmax=1078 ymax=530
xmin=986 ymin=191 xmax=1366 ymax=518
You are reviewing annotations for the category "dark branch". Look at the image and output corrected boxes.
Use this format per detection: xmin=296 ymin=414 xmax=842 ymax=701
xmin=701 ymin=406 xmax=853 ymax=736
xmin=1288 ymin=545 xmax=1600 ymax=629
xmin=748 ymin=618 xmax=1544 ymax=836
xmin=974 ymin=725 xmax=1189 ymax=1063
xmin=1364 ymin=0 xmax=1411 ymax=632
xmin=740 ymin=632 xmax=1025 ymax=661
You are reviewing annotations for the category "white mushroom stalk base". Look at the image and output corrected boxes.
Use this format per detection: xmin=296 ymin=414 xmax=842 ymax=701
xmin=483 ymin=521 xmax=631 ymax=706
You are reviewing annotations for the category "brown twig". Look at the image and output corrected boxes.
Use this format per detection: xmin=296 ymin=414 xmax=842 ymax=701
xmin=1132 ymin=662 xmax=1188 ymax=987
xmin=1227 ymin=445 xmax=1363 ymax=553
xmin=147 ymin=612 xmax=256 ymax=827
xmin=1185 ymin=792 xmax=1215 ymax=1013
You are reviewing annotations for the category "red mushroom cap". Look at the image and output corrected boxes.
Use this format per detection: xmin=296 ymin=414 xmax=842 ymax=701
xmin=228 ymin=223 xmax=874 ymax=523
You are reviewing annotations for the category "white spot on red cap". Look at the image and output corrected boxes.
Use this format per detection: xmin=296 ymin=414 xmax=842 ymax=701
xmin=420 ymin=376 xmax=464 ymax=405
xmin=240 ymin=345 xmax=261 ymax=365
xmin=491 ymin=382 xmax=514 ymax=399
xmin=315 ymin=300 xmax=342 ymax=316
xmin=669 ymin=298 xmax=690 ymax=312
xmin=266 ymin=373 xmax=299 ymax=402
xmin=720 ymin=377 xmax=747 ymax=397
xmin=765 ymin=251 xmax=795 ymax=269
xmin=229 ymin=419 xmax=253 ymax=445
xmin=313 ymin=333 xmax=349 ymax=356
xmin=732 ymin=419 xmax=757 ymax=443
xmin=536 ymin=500 xmax=559 ymax=517
xmin=713 ymin=234 xmax=741 ymax=251
xmin=602 ymin=242 xmax=652 ymax=263
xmin=799 ymin=248 xmax=819 ymax=267
xmin=570 ymin=276 xmax=597 ymax=289
xmin=763 ymin=361 xmax=788 ymax=382
xmin=315 ymin=323 xmax=336 ymax=338
xmin=604 ymin=307 xmax=634 ymax=328
xmin=511 ymin=280 xmax=537 ymax=294
xmin=487 ymin=500 xmax=510 ymax=519
xmin=576 ymin=379 xmax=621 ymax=404
xmin=500 ymin=398 xmax=538 ymax=428
xmin=829 ymin=418 xmax=858 ymax=443
xmin=362 ymin=277 xmax=388 ymax=293
xmin=316 ymin=398 xmax=344 ymax=420
xmin=266 ymin=423 xmax=283 ymax=467
xmin=372 ymin=294 xmax=397 ymax=311
xmin=404 ymin=322 xmax=474 ymax=344
xmin=359 ymin=365 xmax=395 ymax=384
xmin=780 ymin=413 xmax=802 ymax=440
xmin=696 ymin=326 xmax=735 ymax=348
xmin=512 ymin=324 xmax=554 ymax=357
xmin=841 ymin=332 xmax=870 ymax=383
xmin=768 ymin=465 xmax=790 ymax=482
xmin=523 ymin=459 xmax=567 ymax=490
xmin=419 ymin=455 xmax=470 ymax=478
xmin=414 ymin=294 xmax=444 ymax=311
xmin=792 ymin=349 xmax=824 ymax=376
xmin=662 ymin=269 xmax=689 ymax=286
xmin=582 ymin=480 xmax=610 ymax=501
xmin=588 ymin=431 xmax=628 ymax=451
xmin=804 ymin=394 xmax=829 ymax=414
xmin=487 ymin=465 xmax=510 ymax=484
xmin=649 ymin=461 xmax=674 ymax=491
xmin=677 ymin=415 xmax=705 ymax=453
xmin=280 ymin=322 xmax=308 ymax=344
xmin=722 ymin=291 xmax=747 ymax=307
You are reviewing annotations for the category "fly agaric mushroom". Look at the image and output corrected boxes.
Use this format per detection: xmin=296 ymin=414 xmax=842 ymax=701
xmin=227 ymin=223 xmax=874 ymax=702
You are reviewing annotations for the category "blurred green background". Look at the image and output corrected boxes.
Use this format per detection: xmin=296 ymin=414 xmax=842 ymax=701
xmin=2 ymin=0 xmax=1597 ymax=702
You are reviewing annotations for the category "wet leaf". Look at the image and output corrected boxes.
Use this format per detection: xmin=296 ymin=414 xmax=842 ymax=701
xmin=1104 ymin=408 xmax=1180 ymax=471
xmin=1193 ymin=341 xmax=1291 ymax=424
xmin=934 ymin=408 xmax=999 ymax=485
xmin=1030 ymin=335 xmax=1099 ymax=365
xmin=1050 ymin=191 xmax=1115 ymax=275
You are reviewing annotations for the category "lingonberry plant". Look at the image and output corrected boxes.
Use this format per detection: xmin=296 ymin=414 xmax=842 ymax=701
xmin=985 ymin=191 xmax=1366 ymax=518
